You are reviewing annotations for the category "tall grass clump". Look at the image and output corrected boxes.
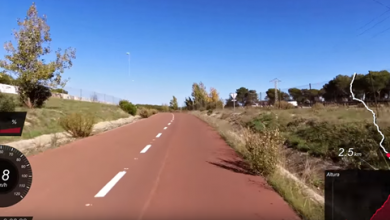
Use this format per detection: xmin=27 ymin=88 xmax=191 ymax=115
xmin=59 ymin=112 xmax=96 ymax=138
xmin=242 ymin=128 xmax=283 ymax=176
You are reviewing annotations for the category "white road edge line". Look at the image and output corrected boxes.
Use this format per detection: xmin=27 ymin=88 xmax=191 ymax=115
xmin=156 ymin=133 xmax=162 ymax=138
xmin=140 ymin=145 xmax=152 ymax=153
xmin=94 ymin=171 xmax=126 ymax=198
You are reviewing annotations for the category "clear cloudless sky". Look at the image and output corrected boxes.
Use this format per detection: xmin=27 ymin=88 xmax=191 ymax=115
xmin=1 ymin=0 xmax=390 ymax=105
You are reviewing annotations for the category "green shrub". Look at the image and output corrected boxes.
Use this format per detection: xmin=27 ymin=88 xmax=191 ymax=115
xmin=0 ymin=93 xmax=16 ymax=112
xmin=119 ymin=100 xmax=129 ymax=109
xmin=119 ymin=100 xmax=137 ymax=116
xmin=246 ymin=113 xmax=279 ymax=133
xmin=139 ymin=108 xmax=152 ymax=118
xmin=207 ymin=109 xmax=213 ymax=116
xmin=59 ymin=112 xmax=96 ymax=138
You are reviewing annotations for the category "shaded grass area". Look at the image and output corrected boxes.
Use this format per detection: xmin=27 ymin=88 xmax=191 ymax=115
xmin=192 ymin=111 xmax=324 ymax=220
xmin=0 ymin=95 xmax=129 ymax=144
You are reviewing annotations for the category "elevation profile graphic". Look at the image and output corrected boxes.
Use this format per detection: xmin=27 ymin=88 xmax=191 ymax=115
xmin=0 ymin=112 xmax=27 ymax=136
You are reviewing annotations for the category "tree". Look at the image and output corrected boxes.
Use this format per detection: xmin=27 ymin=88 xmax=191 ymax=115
xmin=169 ymin=96 xmax=178 ymax=110
xmin=184 ymin=97 xmax=194 ymax=110
xmin=245 ymin=90 xmax=258 ymax=106
xmin=265 ymin=88 xmax=289 ymax=103
xmin=288 ymin=88 xmax=304 ymax=103
xmin=0 ymin=3 xmax=76 ymax=108
xmin=235 ymin=87 xmax=249 ymax=106
xmin=191 ymin=82 xmax=208 ymax=110
xmin=208 ymin=87 xmax=223 ymax=109
xmin=234 ymin=87 xmax=258 ymax=106
xmin=322 ymin=75 xmax=351 ymax=102
xmin=0 ymin=72 xmax=15 ymax=85
xmin=364 ymin=70 xmax=390 ymax=100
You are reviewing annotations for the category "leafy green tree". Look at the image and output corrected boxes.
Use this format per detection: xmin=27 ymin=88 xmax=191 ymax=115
xmin=322 ymin=75 xmax=351 ymax=102
xmin=364 ymin=70 xmax=390 ymax=100
xmin=235 ymin=87 xmax=249 ymax=106
xmin=265 ymin=88 xmax=289 ymax=103
xmin=288 ymin=88 xmax=304 ymax=103
xmin=0 ymin=72 xmax=15 ymax=85
xmin=169 ymin=96 xmax=178 ymax=110
xmin=184 ymin=97 xmax=194 ymax=110
xmin=245 ymin=90 xmax=258 ymax=106
xmin=191 ymin=82 xmax=208 ymax=110
xmin=234 ymin=87 xmax=258 ymax=106
xmin=0 ymin=3 xmax=76 ymax=108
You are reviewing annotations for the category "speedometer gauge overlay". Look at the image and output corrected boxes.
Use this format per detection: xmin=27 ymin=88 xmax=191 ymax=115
xmin=0 ymin=145 xmax=32 ymax=207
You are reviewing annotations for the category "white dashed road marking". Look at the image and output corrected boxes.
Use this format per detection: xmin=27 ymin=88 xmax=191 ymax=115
xmin=156 ymin=133 xmax=162 ymax=138
xmin=140 ymin=145 xmax=152 ymax=153
xmin=95 ymin=171 xmax=126 ymax=198
xmin=168 ymin=123 xmax=171 ymax=125
xmin=164 ymin=127 xmax=167 ymax=130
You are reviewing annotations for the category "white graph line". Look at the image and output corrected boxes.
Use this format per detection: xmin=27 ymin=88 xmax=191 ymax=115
xmin=350 ymin=72 xmax=388 ymax=158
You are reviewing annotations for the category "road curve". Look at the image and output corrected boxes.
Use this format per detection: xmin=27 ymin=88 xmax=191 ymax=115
xmin=2 ymin=113 xmax=300 ymax=220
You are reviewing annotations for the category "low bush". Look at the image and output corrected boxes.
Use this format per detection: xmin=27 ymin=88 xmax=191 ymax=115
xmin=59 ymin=112 xmax=96 ymax=138
xmin=0 ymin=93 xmax=16 ymax=112
xmin=278 ymin=101 xmax=295 ymax=109
xmin=207 ymin=109 xmax=213 ymax=115
xmin=246 ymin=113 xmax=280 ymax=133
xmin=119 ymin=100 xmax=137 ymax=116
xmin=242 ymin=128 xmax=282 ymax=176
xmin=150 ymin=109 xmax=158 ymax=115
xmin=312 ymin=103 xmax=324 ymax=109
xmin=139 ymin=108 xmax=152 ymax=118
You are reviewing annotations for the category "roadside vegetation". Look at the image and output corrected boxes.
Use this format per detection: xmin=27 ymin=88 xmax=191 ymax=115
xmin=177 ymin=75 xmax=390 ymax=220
xmin=0 ymin=3 xmax=160 ymax=144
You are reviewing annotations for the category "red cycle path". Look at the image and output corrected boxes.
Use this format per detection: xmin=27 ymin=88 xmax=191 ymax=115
xmin=1 ymin=113 xmax=299 ymax=220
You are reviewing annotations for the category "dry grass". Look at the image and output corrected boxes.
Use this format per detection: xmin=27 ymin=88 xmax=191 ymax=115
xmin=59 ymin=112 xmax=96 ymax=138
xmin=269 ymin=170 xmax=324 ymax=220
xmin=138 ymin=108 xmax=159 ymax=118
xmin=0 ymin=95 xmax=129 ymax=144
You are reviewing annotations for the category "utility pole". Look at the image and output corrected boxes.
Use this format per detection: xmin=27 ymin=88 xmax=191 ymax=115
xmin=270 ymin=78 xmax=281 ymax=107
xmin=309 ymin=83 xmax=312 ymax=106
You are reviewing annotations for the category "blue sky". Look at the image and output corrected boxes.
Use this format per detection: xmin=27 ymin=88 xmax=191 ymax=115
xmin=1 ymin=0 xmax=390 ymax=105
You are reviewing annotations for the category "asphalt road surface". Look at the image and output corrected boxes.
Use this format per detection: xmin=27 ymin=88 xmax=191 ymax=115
xmin=2 ymin=113 xmax=300 ymax=220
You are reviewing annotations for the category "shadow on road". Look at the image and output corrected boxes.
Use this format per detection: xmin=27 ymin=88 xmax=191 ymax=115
xmin=208 ymin=158 xmax=255 ymax=175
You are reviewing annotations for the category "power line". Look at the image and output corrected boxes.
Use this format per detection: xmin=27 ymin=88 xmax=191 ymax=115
xmin=357 ymin=12 xmax=390 ymax=36
xmin=371 ymin=25 xmax=390 ymax=38
xmin=357 ymin=9 xmax=390 ymax=30
xmin=370 ymin=0 xmax=390 ymax=9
